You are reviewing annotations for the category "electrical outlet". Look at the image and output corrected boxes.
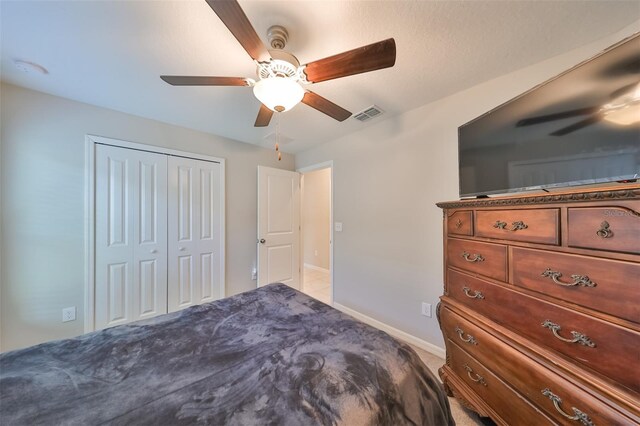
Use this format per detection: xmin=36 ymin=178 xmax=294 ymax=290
xmin=62 ymin=306 xmax=76 ymax=322
xmin=251 ymin=268 xmax=257 ymax=280
xmin=314 ymin=250 xmax=318 ymax=256
xmin=421 ymin=302 xmax=432 ymax=317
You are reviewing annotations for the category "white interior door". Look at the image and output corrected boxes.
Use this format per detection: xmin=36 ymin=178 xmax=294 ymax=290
xmin=168 ymin=156 xmax=222 ymax=312
xmin=95 ymin=145 xmax=168 ymax=330
xmin=257 ymin=166 xmax=300 ymax=288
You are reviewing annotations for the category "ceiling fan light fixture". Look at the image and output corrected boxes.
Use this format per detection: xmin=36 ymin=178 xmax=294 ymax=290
xmin=253 ymin=77 xmax=304 ymax=112
xmin=603 ymin=82 xmax=640 ymax=126
xmin=603 ymin=103 xmax=640 ymax=125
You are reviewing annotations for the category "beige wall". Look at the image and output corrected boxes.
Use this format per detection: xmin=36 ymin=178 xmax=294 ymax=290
xmin=302 ymin=168 xmax=331 ymax=270
xmin=295 ymin=23 xmax=640 ymax=350
xmin=0 ymin=83 xmax=294 ymax=351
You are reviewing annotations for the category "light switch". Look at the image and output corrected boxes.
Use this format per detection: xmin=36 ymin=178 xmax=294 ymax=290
xmin=335 ymin=222 xmax=343 ymax=232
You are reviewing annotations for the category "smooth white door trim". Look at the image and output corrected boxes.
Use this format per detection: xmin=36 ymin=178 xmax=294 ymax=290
xmin=297 ymin=161 xmax=333 ymax=174
xmin=84 ymin=134 xmax=226 ymax=333
xmin=87 ymin=135 xmax=225 ymax=163
xmin=84 ymin=138 xmax=96 ymax=332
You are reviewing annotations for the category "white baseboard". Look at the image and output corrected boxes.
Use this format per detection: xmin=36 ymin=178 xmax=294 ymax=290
xmin=333 ymin=302 xmax=446 ymax=359
xmin=303 ymin=263 xmax=330 ymax=273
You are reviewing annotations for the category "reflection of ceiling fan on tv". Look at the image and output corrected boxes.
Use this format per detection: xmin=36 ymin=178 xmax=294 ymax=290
xmin=160 ymin=0 xmax=396 ymax=127
xmin=516 ymin=82 xmax=640 ymax=136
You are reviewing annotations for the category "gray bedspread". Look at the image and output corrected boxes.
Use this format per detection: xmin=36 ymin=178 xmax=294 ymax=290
xmin=0 ymin=283 xmax=453 ymax=425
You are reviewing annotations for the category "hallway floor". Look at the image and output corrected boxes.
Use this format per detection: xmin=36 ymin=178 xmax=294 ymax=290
xmin=302 ymin=267 xmax=331 ymax=304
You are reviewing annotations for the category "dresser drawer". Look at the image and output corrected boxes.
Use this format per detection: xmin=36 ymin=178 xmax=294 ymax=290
xmin=568 ymin=205 xmax=640 ymax=254
xmin=448 ymin=268 xmax=500 ymax=314
xmin=476 ymin=209 xmax=559 ymax=245
xmin=447 ymin=210 xmax=473 ymax=236
xmin=447 ymin=341 xmax=553 ymax=425
xmin=511 ymin=247 xmax=640 ymax=323
xmin=447 ymin=238 xmax=507 ymax=281
xmin=447 ymin=269 xmax=640 ymax=392
xmin=441 ymin=306 xmax=638 ymax=425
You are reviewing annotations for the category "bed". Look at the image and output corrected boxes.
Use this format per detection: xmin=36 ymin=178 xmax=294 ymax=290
xmin=0 ymin=283 xmax=454 ymax=425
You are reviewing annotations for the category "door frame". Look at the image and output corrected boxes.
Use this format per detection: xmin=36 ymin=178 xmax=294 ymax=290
xmin=297 ymin=161 xmax=334 ymax=305
xmin=84 ymin=134 xmax=226 ymax=332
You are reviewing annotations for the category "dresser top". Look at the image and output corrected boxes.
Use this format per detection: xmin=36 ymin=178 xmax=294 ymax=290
xmin=437 ymin=183 xmax=640 ymax=209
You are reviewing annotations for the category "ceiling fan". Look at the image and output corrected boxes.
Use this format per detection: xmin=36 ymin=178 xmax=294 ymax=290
xmin=516 ymin=82 xmax=640 ymax=136
xmin=160 ymin=0 xmax=396 ymax=128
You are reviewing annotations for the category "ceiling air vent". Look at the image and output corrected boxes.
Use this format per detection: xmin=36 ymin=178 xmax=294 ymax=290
xmin=353 ymin=105 xmax=384 ymax=122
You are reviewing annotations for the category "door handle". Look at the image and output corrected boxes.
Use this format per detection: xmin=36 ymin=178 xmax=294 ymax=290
xmin=150 ymin=249 xmax=158 ymax=254
xmin=178 ymin=247 xmax=186 ymax=251
xmin=259 ymin=239 xmax=266 ymax=244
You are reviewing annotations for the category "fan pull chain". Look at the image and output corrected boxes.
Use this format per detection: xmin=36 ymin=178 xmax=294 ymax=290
xmin=275 ymin=112 xmax=281 ymax=161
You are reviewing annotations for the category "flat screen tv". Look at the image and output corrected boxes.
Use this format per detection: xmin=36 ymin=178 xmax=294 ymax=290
xmin=458 ymin=33 xmax=640 ymax=198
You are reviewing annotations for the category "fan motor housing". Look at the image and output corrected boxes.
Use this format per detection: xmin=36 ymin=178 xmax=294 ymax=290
xmin=257 ymin=50 xmax=300 ymax=79
xmin=267 ymin=25 xmax=289 ymax=49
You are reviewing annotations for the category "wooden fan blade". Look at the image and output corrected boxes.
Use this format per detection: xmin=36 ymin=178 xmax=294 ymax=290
xmin=302 ymin=91 xmax=351 ymax=121
xmin=160 ymin=76 xmax=249 ymax=86
xmin=516 ymin=107 xmax=600 ymax=127
xmin=254 ymin=104 xmax=273 ymax=127
xmin=550 ymin=114 xmax=603 ymax=136
xmin=610 ymin=82 xmax=639 ymax=100
xmin=303 ymin=38 xmax=396 ymax=83
xmin=205 ymin=0 xmax=270 ymax=62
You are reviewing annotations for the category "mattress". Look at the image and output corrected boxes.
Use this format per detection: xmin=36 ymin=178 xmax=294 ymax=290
xmin=0 ymin=283 xmax=453 ymax=425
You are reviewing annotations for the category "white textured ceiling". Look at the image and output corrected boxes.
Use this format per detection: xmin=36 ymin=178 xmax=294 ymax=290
xmin=2 ymin=1 xmax=639 ymax=153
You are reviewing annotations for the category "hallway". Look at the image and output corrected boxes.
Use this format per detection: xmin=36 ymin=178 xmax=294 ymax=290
xmin=302 ymin=267 xmax=331 ymax=304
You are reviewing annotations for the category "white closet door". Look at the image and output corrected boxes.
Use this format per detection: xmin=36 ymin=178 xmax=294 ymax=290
xmin=168 ymin=156 xmax=222 ymax=312
xmin=95 ymin=145 xmax=168 ymax=329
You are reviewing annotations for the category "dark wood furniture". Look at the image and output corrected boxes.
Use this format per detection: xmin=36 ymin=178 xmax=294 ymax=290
xmin=437 ymin=185 xmax=640 ymax=426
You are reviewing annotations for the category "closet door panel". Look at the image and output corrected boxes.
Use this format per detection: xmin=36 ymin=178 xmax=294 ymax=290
xmin=139 ymin=259 xmax=158 ymax=316
xmin=169 ymin=163 xmax=198 ymax=310
xmin=133 ymin=155 xmax=168 ymax=321
xmin=198 ymin=165 xmax=221 ymax=304
xmin=96 ymin=145 xmax=168 ymax=329
xmin=168 ymin=157 xmax=222 ymax=312
xmin=177 ymin=254 xmax=194 ymax=305
xmin=106 ymin=262 xmax=129 ymax=323
xmin=96 ymin=147 xmax=134 ymax=329
xmin=107 ymin=157 xmax=128 ymax=247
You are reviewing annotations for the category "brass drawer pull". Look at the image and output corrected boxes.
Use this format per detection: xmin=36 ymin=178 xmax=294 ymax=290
xmin=463 ymin=364 xmax=487 ymax=386
xmin=455 ymin=218 xmax=463 ymax=229
xmin=542 ymin=388 xmax=594 ymax=426
xmin=596 ymin=221 xmax=613 ymax=238
xmin=461 ymin=251 xmax=484 ymax=262
xmin=541 ymin=320 xmax=596 ymax=347
xmin=455 ymin=326 xmax=478 ymax=345
xmin=462 ymin=286 xmax=484 ymax=299
xmin=541 ymin=268 xmax=597 ymax=288
xmin=493 ymin=220 xmax=528 ymax=231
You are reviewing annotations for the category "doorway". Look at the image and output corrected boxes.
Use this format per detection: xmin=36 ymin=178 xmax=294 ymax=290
xmin=299 ymin=163 xmax=333 ymax=305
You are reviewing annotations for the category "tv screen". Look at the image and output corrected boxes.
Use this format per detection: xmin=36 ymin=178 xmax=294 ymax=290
xmin=459 ymin=34 xmax=640 ymax=198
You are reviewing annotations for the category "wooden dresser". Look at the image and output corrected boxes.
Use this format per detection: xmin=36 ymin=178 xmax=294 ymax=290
xmin=436 ymin=185 xmax=640 ymax=426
